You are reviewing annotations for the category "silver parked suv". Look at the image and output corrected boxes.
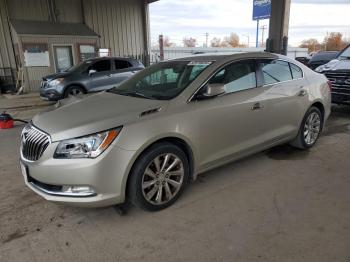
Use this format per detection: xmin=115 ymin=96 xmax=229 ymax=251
xmin=20 ymin=52 xmax=331 ymax=211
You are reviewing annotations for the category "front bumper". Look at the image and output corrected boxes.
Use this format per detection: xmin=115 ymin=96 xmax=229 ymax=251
xmin=40 ymin=88 xmax=64 ymax=101
xmin=20 ymin=141 xmax=137 ymax=207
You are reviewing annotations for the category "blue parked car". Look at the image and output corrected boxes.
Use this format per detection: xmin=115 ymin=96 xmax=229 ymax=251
xmin=40 ymin=57 xmax=145 ymax=101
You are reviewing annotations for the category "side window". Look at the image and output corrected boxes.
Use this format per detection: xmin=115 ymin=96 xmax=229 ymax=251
xmin=189 ymin=64 xmax=208 ymax=81
xmin=90 ymin=60 xmax=111 ymax=72
xmin=115 ymin=60 xmax=131 ymax=70
xmin=260 ymin=59 xmax=292 ymax=85
xmin=290 ymin=63 xmax=303 ymax=79
xmin=209 ymin=60 xmax=256 ymax=93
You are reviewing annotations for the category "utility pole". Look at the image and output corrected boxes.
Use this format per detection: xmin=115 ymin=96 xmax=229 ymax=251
xmin=325 ymin=31 xmax=329 ymax=51
xmin=159 ymin=34 xmax=164 ymax=61
xmin=260 ymin=25 xmax=267 ymax=47
xmin=205 ymin=32 xmax=209 ymax=48
xmin=243 ymin=34 xmax=250 ymax=48
xmin=256 ymin=19 xmax=259 ymax=48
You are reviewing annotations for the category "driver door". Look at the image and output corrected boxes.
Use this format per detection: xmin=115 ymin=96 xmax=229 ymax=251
xmin=193 ymin=59 xmax=269 ymax=170
xmin=85 ymin=59 xmax=115 ymax=92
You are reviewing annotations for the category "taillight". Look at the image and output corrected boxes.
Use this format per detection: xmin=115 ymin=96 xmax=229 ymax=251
xmin=327 ymin=80 xmax=332 ymax=92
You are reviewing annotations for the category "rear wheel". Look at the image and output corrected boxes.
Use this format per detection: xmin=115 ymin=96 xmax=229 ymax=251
xmin=128 ymin=142 xmax=190 ymax=211
xmin=290 ymin=106 xmax=323 ymax=149
xmin=64 ymin=86 xmax=85 ymax=98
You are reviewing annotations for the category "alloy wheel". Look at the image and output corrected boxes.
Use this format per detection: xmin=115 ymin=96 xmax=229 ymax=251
xmin=142 ymin=153 xmax=184 ymax=205
xmin=303 ymin=112 xmax=321 ymax=145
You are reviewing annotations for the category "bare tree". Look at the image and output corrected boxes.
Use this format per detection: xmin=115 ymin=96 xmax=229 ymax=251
xmin=210 ymin=37 xmax=221 ymax=47
xmin=227 ymin=33 xmax=240 ymax=47
xmin=183 ymin=37 xmax=197 ymax=48
xmin=219 ymin=33 xmax=240 ymax=47
xmin=163 ymin=36 xmax=175 ymax=47
xmin=299 ymin=38 xmax=322 ymax=53
xmin=324 ymin=32 xmax=349 ymax=51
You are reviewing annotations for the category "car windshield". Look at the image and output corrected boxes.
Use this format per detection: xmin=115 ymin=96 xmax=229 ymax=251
xmin=339 ymin=46 xmax=350 ymax=59
xmin=108 ymin=60 xmax=212 ymax=100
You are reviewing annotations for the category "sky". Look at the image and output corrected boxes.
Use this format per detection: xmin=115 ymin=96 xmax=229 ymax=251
xmin=149 ymin=0 xmax=350 ymax=48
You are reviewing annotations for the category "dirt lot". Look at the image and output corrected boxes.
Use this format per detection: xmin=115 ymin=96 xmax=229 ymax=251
xmin=0 ymin=104 xmax=349 ymax=262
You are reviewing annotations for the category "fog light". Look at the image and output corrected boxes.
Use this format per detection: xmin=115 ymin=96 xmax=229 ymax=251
xmin=62 ymin=186 xmax=95 ymax=196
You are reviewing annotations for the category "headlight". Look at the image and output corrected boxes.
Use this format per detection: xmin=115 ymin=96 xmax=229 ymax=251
xmin=49 ymin=78 xmax=64 ymax=87
xmin=315 ymin=66 xmax=324 ymax=73
xmin=54 ymin=128 xmax=121 ymax=159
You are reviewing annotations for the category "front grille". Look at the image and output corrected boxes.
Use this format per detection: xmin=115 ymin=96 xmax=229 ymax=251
xmin=325 ymin=71 xmax=350 ymax=95
xmin=21 ymin=124 xmax=51 ymax=161
xmin=41 ymin=80 xmax=49 ymax=89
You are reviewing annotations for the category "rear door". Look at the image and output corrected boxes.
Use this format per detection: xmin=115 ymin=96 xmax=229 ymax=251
xmin=256 ymin=59 xmax=309 ymax=142
xmin=85 ymin=59 xmax=115 ymax=92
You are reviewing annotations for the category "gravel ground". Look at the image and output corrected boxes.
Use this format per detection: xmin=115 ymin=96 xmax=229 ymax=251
xmin=0 ymin=105 xmax=349 ymax=262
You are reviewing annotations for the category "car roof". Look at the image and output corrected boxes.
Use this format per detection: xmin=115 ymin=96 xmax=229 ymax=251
xmin=170 ymin=52 xmax=280 ymax=62
xmin=310 ymin=51 xmax=338 ymax=61
xmin=86 ymin=56 xmax=136 ymax=62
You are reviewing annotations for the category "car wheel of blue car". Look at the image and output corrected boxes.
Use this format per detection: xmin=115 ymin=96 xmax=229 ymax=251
xmin=65 ymin=86 xmax=85 ymax=98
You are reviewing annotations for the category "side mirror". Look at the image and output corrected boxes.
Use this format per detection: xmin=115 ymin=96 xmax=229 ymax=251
xmin=88 ymin=69 xmax=96 ymax=76
xmin=196 ymin=83 xmax=226 ymax=100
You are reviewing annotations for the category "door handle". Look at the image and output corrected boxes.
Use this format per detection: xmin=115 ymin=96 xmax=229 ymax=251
xmin=298 ymin=89 xmax=308 ymax=97
xmin=251 ymin=102 xmax=263 ymax=111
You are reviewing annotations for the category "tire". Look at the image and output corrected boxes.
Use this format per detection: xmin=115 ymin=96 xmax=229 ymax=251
xmin=290 ymin=106 xmax=323 ymax=150
xmin=64 ymin=86 xmax=85 ymax=98
xmin=128 ymin=142 xmax=190 ymax=212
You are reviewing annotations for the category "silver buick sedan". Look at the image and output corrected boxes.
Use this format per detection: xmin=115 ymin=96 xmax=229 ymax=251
xmin=20 ymin=52 xmax=331 ymax=211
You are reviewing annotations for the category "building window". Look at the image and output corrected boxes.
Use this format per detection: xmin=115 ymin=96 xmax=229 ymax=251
xmin=99 ymin=48 xmax=110 ymax=57
xmin=78 ymin=44 xmax=96 ymax=62
xmin=22 ymin=43 xmax=50 ymax=67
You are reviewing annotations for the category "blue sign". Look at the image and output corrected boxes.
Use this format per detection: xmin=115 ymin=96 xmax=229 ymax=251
xmin=253 ymin=0 xmax=271 ymax=20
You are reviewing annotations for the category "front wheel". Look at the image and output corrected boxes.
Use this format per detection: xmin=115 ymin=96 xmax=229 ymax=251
xmin=128 ymin=142 xmax=190 ymax=211
xmin=290 ymin=106 xmax=323 ymax=149
xmin=64 ymin=86 xmax=85 ymax=98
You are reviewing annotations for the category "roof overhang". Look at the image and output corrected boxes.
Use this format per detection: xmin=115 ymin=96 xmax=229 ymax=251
xmin=11 ymin=20 xmax=99 ymax=38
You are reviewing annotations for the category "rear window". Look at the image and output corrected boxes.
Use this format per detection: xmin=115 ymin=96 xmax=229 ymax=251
xmin=290 ymin=63 xmax=303 ymax=79
xmin=89 ymin=60 xmax=111 ymax=72
xmin=115 ymin=60 xmax=132 ymax=70
xmin=260 ymin=60 xmax=293 ymax=85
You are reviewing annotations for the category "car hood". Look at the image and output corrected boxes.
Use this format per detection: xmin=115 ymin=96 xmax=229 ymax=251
xmin=43 ymin=72 xmax=71 ymax=81
xmin=32 ymin=92 xmax=168 ymax=141
xmin=318 ymin=58 xmax=350 ymax=72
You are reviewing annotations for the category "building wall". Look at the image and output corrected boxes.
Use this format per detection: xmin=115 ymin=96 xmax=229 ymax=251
xmin=19 ymin=35 xmax=97 ymax=89
xmin=3 ymin=0 xmax=148 ymax=58
xmin=55 ymin=0 xmax=84 ymax=23
xmin=83 ymin=0 xmax=147 ymax=58
xmin=0 ymin=0 xmax=16 ymax=69
xmin=6 ymin=0 xmax=50 ymax=21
